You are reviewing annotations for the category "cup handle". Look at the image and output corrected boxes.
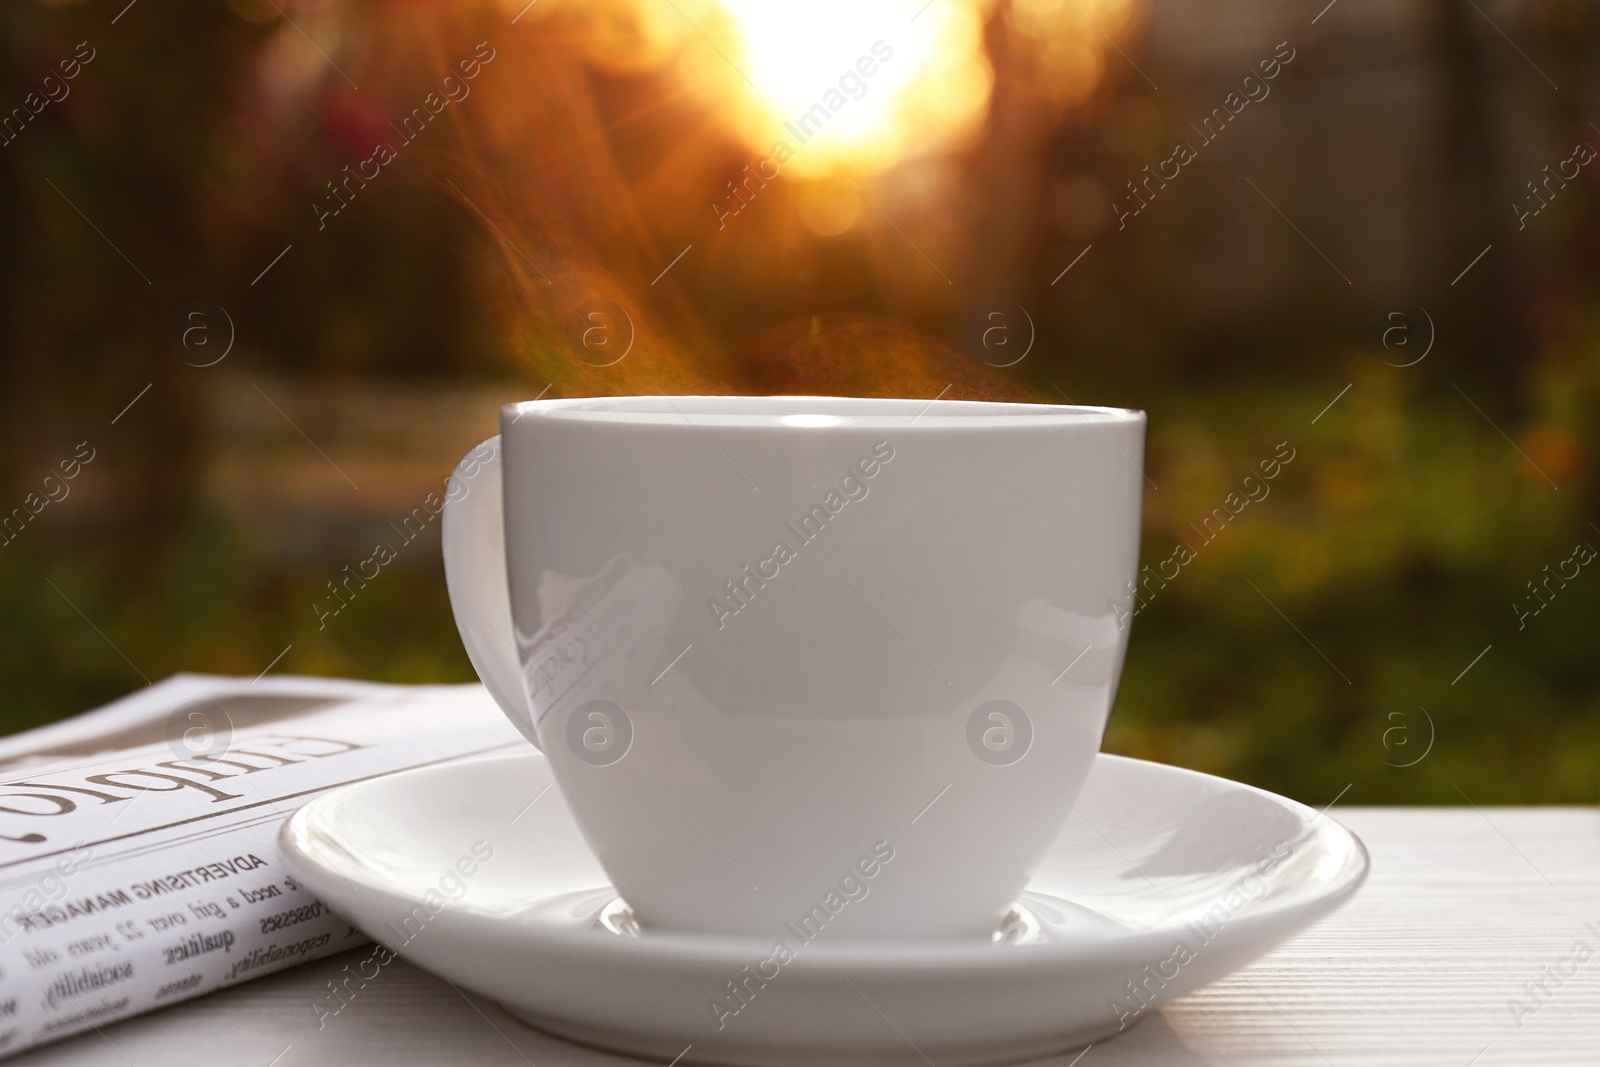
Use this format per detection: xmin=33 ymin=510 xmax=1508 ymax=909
xmin=441 ymin=436 xmax=540 ymax=749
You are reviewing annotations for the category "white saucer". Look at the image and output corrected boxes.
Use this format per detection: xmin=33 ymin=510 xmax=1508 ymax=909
xmin=280 ymin=752 xmax=1367 ymax=1067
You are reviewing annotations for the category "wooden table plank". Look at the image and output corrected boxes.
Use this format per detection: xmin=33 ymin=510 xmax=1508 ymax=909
xmin=13 ymin=809 xmax=1599 ymax=1066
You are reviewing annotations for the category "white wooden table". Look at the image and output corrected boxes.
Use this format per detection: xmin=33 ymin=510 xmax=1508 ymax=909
xmin=14 ymin=809 xmax=1598 ymax=1066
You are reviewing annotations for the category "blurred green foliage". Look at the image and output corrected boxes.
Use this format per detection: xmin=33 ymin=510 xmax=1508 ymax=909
xmin=1111 ymin=351 xmax=1600 ymax=805
xmin=0 ymin=511 xmax=477 ymax=739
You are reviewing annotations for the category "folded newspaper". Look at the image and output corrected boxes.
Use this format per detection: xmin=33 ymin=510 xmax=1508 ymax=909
xmin=0 ymin=673 xmax=526 ymax=1059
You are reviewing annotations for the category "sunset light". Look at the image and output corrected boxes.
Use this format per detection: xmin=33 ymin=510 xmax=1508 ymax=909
xmin=700 ymin=0 xmax=994 ymax=178
xmin=562 ymin=0 xmax=1137 ymax=182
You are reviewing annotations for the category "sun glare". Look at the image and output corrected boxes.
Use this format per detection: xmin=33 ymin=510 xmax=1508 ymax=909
xmin=696 ymin=0 xmax=994 ymax=179
xmin=564 ymin=0 xmax=1136 ymax=181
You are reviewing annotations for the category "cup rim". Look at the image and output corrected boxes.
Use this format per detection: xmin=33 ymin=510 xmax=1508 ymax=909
xmin=501 ymin=394 xmax=1144 ymax=430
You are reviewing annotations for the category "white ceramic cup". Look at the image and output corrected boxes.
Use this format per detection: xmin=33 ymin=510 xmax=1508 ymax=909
xmin=442 ymin=396 xmax=1146 ymax=940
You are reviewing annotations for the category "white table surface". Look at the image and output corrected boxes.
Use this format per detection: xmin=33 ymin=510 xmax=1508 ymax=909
xmin=13 ymin=808 xmax=1598 ymax=1066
